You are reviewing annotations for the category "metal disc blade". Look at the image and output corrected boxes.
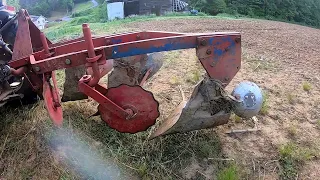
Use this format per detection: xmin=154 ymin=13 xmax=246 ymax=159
xmin=43 ymin=73 xmax=63 ymax=126
xmin=99 ymin=85 xmax=160 ymax=133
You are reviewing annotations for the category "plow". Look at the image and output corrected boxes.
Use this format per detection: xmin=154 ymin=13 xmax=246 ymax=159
xmin=0 ymin=9 xmax=263 ymax=138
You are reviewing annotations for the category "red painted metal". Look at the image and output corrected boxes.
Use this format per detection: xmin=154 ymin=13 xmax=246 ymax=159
xmin=23 ymin=72 xmax=42 ymax=92
xmin=5 ymin=5 xmax=16 ymax=12
xmin=139 ymin=67 xmax=153 ymax=86
xmin=10 ymin=32 xmax=240 ymax=74
xmin=10 ymin=67 xmax=27 ymax=76
xmin=98 ymin=85 xmax=160 ymax=133
xmin=42 ymin=72 xmax=63 ymax=126
xmin=78 ymin=78 xmax=129 ymax=119
xmin=9 ymin=31 xmax=184 ymax=68
xmin=196 ymin=35 xmax=241 ymax=86
xmin=40 ymin=32 xmax=50 ymax=55
xmin=11 ymin=9 xmax=51 ymax=64
xmin=82 ymin=24 xmax=101 ymax=86
xmin=12 ymin=10 xmax=33 ymax=61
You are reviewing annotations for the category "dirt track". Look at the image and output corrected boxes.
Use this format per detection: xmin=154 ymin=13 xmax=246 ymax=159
xmin=123 ymin=18 xmax=320 ymax=179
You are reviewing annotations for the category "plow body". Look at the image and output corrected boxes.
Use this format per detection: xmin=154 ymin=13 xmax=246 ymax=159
xmin=1 ymin=9 xmax=263 ymax=137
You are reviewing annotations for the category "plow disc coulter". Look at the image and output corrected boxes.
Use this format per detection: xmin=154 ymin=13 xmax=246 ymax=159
xmin=2 ymin=10 xmax=263 ymax=138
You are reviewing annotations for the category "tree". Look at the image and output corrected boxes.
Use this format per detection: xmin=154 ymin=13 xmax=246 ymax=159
xmin=190 ymin=0 xmax=226 ymax=15
xmin=60 ymin=0 xmax=74 ymax=13
xmin=7 ymin=0 xmax=20 ymax=9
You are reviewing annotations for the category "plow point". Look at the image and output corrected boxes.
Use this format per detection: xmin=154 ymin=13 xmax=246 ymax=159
xmin=150 ymin=78 xmax=231 ymax=139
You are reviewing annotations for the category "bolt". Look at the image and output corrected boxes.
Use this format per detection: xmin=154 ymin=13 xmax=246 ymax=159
xmin=235 ymin=37 xmax=241 ymax=43
xmin=200 ymin=39 xmax=207 ymax=46
xmin=34 ymin=66 xmax=40 ymax=72
xmin=136 ymin=34 xmax=141 ymax=40
xmin=235 ymin=94 xmax=241 ymax=100
xmin=106 ymin=39 xmax=111 ymax=44
xmin=224 ymin=77 xmax=229 ymax=81
xmin=65 ymin=59 xmax=71 ymax=65
xmin=206 ymin=49 xmax=212 ymax=55
xmin=225 ymin=47 xmax=229 ymax=52
xmin=210 ymin=61 xmax=216 ymax=67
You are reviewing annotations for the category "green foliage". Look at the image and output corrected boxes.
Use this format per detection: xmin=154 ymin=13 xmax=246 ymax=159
xmin=190 ymin=0 xmax=226 ymax=15
xmin=190 ymin=0 xmax=320 ymax=28
xmin=72 ymin=2 xmax=107 ymax=21
xmin=317 ymin=120 xmax=320 ymax=129
xmin=279 ymin=142 xmax=318 ymax=180
xmin=217 ymin=164 xmax=239 ymax=180
xmin=30 ymin=1 xmax=51 ymax=16
xmin=259 ymin=92 xmax=269 ymax=115
xmin=7 ymin=0 xmax=20 ymax=9
xmin=302 ymin=82 xmax=312 ymax=91
xmin=20 ymin=0 xmax=78 ymax=16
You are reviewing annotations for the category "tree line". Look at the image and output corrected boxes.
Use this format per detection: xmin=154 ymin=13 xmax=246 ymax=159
xmin=189 ymin=0 xmax=320 ymax=27
xmin=9 ymin=0 xmax=89 ymax=16
xmin=6 ymin=0 xmax=320 ymax=28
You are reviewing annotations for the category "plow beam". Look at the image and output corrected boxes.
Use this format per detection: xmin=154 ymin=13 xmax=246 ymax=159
xmin=9 ymin=31 xmax=241 ymax=86
xmin=7 ymin=12 xmax=256 ymax=135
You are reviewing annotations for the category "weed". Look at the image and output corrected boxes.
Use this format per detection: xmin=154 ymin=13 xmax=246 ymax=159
xmin=287 ymin=125 xmax=297 ymax=137
xmin=163 ymin=51 xmax=180 ymax=65
xmin=217 ymin=163 xmax=239 ymax=180
xmin=279 ymin=142 xmax=318 ymax=180
xmin=279 ymin=143 xmax=296 ymax=157
xmin=230 ymin=113 xmax=242 ymax=123
xmin=279 ymin=157 xmax=298 ymax=180
xmin=259 ymin=92 xmax=269 ymax=115
xmin=186 ymin=69 xmax=201 ymax=84
xmin=169 ymin=76 xmax=181 ymax=85
xmin=137 ymin=163 xmax=149 ymax=179
xmin=287 ymin=93 xmax=296 ymax=105
xmin=317 ymin=120 xmax=320 ymax=129
xmin=279 ymin=143 xmax=298 ymax=180
xmin=302 ymin=82 xmax=312 ymax=91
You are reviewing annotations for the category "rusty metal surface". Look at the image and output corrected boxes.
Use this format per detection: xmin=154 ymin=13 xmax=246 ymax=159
xmin=99 ymin=85 xmax=160 ymax=133
xmin=61 ymin=66 xmax=87 ymax=102
xmin=197 ymin=35 xmax=241 ymax=86
xmin=150 ymin=78 xmax=231 ymax=138
xmin=108 ymin=55 xmax=148 ymax=88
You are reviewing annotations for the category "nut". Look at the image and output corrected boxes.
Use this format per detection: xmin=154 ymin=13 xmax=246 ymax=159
xmin=235 ymin=37 xmax=241 ymax=43
xmin=200 ymin=39 xmax=207 ymax=46
xmin=65 ymin=59 xmax=71 ymax=65
xmin=34 ymin=66 xmax=41 ymax=72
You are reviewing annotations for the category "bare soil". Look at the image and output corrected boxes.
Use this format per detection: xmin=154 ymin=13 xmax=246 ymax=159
xmin=122 ymin=18 xmax=320 ymax=179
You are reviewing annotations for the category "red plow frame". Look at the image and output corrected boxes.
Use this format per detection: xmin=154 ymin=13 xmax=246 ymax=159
xmin=8 ymin=10 xmax=241 ymax=133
